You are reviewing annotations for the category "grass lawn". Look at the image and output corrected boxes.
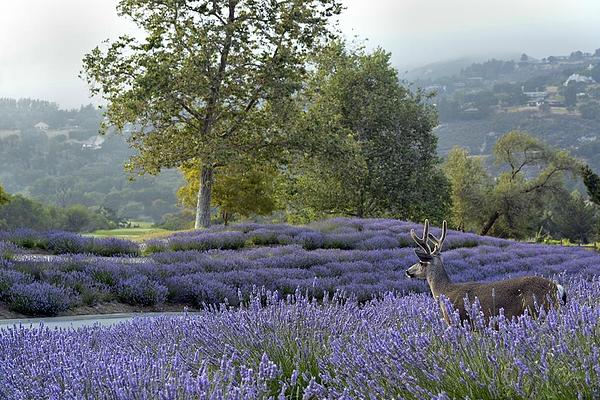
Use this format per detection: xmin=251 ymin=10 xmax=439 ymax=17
xmin=87 ymin=221 xmax=176 ymax=242
xmin=539 ymin=238 xmax=599 ymax=250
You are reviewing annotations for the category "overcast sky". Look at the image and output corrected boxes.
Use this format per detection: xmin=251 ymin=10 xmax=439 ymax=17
xmin=1 ymin=0 xmax=599 ymax=109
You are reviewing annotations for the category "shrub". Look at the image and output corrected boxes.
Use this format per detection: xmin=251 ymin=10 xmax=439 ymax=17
xmin=356 ymin=235 xmax=399 ymax=250
xmin=90 ymin=237 xmax=140 ymax=257
xmin=248 ymin=229 xmax=280 ymax=246
xmin=116 ymin=275 xmax=168 ymax=306
xmin=0 ymin=230 xmax=139 ymax=256
xmin=1 ymin=228 xmax=47 ymax=249
xmin=165 ymin=274 xmax=239 ymax=307
xmin=143 ymin=239 xmax=167 ymax=254
xmin=294 ymin=232 xmax=324 ymax=250
xmin=0 ymin=270 xmax=34 ymax=300
xmin=46 ymin=232 xmax=87 ymax=254
xmin=168 ymin=232 xmax=246 ymax=252
xmin=8 ymin=282 xmax=76 ymax=316
xmin=0 ymin=241 xmax=19 ymax=259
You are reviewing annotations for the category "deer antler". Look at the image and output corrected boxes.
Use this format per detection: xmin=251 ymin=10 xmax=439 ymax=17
xmin=411 ymin=219 xmax=433 ymax=255
xmin=427 ymin=220 xmax=447 ymax=255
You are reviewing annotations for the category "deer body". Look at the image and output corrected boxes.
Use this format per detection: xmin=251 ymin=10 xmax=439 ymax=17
xmin=406 ymin=220 xmax=566 ymax=324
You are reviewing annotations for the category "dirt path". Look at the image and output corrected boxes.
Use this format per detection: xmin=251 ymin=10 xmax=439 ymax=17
xmin=0 ymin=312 xmax=198 ymax=330
xmin=12 ymin=254 xmax=151 ymax=263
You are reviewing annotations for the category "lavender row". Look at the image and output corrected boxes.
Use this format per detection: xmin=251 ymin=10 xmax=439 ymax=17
xmin=0 ymin=229 xmax=139 ymax=256
xmin=1 ymin=219 xmax=499 ymax=257
xmin=1 ymin=238 xmax=599 ymax=315
xmin=1 ymin=277 xmax=599 ymax=399
xmin=145 ymin=218 xmax=506 ymax=253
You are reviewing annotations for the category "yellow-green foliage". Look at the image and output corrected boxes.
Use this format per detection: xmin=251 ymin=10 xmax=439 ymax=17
xmin=443 ymin=147 xmax=492 ymax=232
xmin=0 ymin=183 xmax=10 ymax=205
xmin=178 ymin=161 xmax=279 ymax=223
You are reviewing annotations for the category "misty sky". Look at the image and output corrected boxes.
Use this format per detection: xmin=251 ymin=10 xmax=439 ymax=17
xmin=1 ymin=0 xmax=599 ymax=109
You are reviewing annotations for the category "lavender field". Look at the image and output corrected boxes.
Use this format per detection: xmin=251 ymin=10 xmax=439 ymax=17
xmin=1 ymin=218 xmax=600 ymax=398
xmin=0 ymin=218 xmax=599 ymax=316
xmin=1 ymin=279 xmax=600 ymax=399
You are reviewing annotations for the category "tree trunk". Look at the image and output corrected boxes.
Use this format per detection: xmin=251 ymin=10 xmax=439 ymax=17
xmin=222 ymin=211 xmax=229 ymax=226
xmin=480 ymin=210 xmax=500 ymax=236
xmin=194 ymin=165 xmax=214 ymax=229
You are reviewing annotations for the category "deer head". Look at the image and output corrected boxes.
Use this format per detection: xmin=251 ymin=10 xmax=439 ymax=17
xmin=405 ymin=219 xmax=447 ymax=279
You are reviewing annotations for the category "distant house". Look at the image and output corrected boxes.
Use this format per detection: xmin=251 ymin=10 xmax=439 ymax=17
xmin=578 ymin=135 xmax=597 ymax=143
xmin=564 ymin=73 xmax=595 ymax=86
xmin=34 ymin=122 xmax=49 ymax=131
xmin=523 ymin=91 xmax=547 ymax=106
xmin=81 ymin=135 xmax=105 ymax=150
xmin=546 ymin=99 xmax=565 ymax=107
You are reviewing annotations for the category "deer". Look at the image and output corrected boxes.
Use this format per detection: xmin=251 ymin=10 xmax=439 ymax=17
xmin=405 ymin=219 xmax=567 ymax=324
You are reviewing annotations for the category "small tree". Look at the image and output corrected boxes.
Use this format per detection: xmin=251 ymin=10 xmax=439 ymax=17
xmin=551 ymin=191 xmax=598 ymax=244
xmin=592 ymin=63 xmax=600 ymax=83
xmin=0 ymin=184 xmax=9 ymax=206
xmin=479 ymin=131 xmax=581 ymax=237
xmin=443 ymin=147 xmax=493 ymax=232
xmin=178 ymin=161 xmax=279 ymax=225
xmin=564 ymin=81 xmax=579 ymax=107
xmin=579 ymin=101 xmax=600 ymax=120
xmin=82 ymin=0 xmax=342 ymax=229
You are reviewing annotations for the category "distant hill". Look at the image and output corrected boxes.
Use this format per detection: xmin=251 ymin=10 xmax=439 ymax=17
xmin=402 ymin=53 xmax=521 ymax=82
xmin=402 ymin=57 xmax=480 ymax=81
xmin=410 ymin=49 xmax=600 ymax=173
xmin=435 ymin=111 xmax=600 ymax=169
xmin=0 ymin=98 xmax=182 ymax=222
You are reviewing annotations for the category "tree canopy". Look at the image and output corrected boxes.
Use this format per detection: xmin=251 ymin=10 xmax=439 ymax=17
xmin=547 ymin=190 xmax=598 ymax=244
xmin=283 ymin=42 xmax=450 ymax=223
xmin=445 ymin=132 xmax=582 ymax=238
xmin=177 ymin=161 xmax=279 ymax=225
xmin=82 ymin=0 xmax=342 ymax=228
xmin=443 ymin=147 xmax=492 ymax=232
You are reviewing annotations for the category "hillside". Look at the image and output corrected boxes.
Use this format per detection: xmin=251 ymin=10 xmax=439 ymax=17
xmin=435 ymin=111 xmax=600 ymax=169
xmin=410 ymin=49 xmax=600 ymax=170
xmin=0 ymin=99 xmax=182 ymax=222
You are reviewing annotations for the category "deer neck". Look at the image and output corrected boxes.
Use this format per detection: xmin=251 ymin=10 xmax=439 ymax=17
xmin=426 ymin=257 xmax=452 ymax=299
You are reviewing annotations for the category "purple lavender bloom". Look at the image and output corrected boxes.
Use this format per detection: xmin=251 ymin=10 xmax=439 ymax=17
xmin=7 ymin=282 xmax=77 ymax=316
xmin=0 ymin=241 xmax=20 ymax=259
xmin=1 ymin=278 xmax=599 ymax=398
xmin=116 ymin=275 xmax=168 ymax=306
xmin=0 ymin=269 xmax=33 ymax=300
xmin=294 ymin=231 xmax=325 ymax=250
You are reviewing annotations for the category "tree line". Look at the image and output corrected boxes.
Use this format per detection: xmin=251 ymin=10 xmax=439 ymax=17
xmin=76 ymin=0 xmax=600 ymax=243
xmin=445 ymin=132 xmax=600 ymax=243
xmin=81 ymin=0 xmax=447 ymax=229
xmin=3 ymin=0 xmax=598 ymax=243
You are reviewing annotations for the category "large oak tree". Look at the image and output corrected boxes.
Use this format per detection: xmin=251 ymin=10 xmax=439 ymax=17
xmin=82 ymin=0 xmax=341 ymax=228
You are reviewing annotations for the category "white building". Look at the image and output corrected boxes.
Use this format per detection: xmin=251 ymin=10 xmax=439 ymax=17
xmin=34 ymin=122 xmax=49 ymax=131
xmin=564 ymin=73 xmax=595 ymax=86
